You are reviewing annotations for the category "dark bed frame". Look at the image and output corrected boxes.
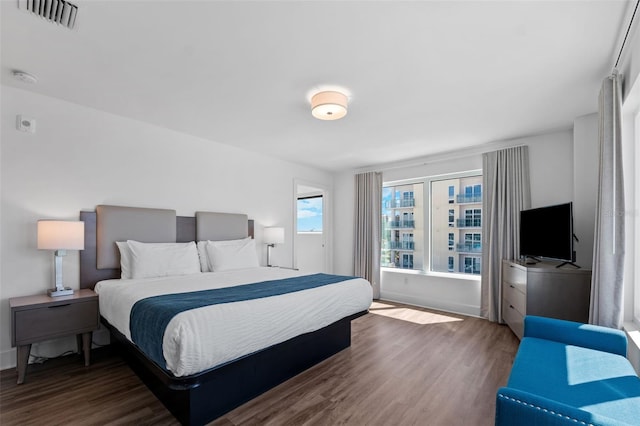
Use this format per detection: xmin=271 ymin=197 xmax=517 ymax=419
xmin=79 ymin=210 xmax=365 ymax=425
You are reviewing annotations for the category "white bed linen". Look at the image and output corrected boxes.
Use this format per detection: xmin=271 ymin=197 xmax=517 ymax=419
xmin=95 ymin=267 xmax=372 ymax=377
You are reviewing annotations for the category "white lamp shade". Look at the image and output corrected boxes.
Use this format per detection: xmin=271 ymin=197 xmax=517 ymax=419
xmin=311 ymin=91 xmax=348 ymax=120
xmin=37 ymin=220 xmax=85 ymax=250
xmin=264 ymin=227 xmax=285 ymax=245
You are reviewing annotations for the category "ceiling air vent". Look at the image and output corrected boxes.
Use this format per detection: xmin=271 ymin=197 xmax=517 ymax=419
xmin=18 ymin=0 xmax=78 ymax=30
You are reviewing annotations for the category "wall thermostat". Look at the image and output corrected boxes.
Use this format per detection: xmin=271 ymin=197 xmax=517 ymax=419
xmin=16 ymin=115 xmax=36 ymax=133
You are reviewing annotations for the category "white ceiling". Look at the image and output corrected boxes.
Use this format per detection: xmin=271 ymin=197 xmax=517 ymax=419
xmin=0 ymin=1 xmax=631 ymax=171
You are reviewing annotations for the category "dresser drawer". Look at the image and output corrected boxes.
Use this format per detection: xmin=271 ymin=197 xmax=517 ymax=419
xmin=503 ymin=280 xmax=526 ymax=315
xmin=502 ymin=262 xmax=526 ymax=293
xmin=13 ymin=300 xmax=98 ymax=345
xmin=503 ymin=302 xmax=524 ymax=340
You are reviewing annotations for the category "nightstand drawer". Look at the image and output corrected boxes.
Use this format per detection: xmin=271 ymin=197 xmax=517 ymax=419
xmin=13 ymin=300 xmax=98 ymax=345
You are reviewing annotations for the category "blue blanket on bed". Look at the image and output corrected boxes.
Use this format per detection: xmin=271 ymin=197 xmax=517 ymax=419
xmin=130 ymin=273 xmax=356 ymax=371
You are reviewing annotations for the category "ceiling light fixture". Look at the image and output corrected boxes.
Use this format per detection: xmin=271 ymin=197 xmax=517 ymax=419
xmin=12 ymin=70 xmax=38 ymax=84
xmin=311 ymin=91 xmax=348 ymax=120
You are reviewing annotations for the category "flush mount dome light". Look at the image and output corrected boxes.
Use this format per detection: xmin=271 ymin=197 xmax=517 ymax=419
xmin=311 ymin=91 xmax=348 ymax=120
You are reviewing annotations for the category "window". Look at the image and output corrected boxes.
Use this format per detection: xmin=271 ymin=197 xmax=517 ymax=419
xmin=474 ymin=184 xmax=482 ymax=198
xmin=635 ymin=109 xmax=640 ymax=326
xmin=382 ymin=172 xmax=482 ymax=277
xmin=464 ymin=257 xmax=481 ymax=274
xmin=625 ymin=98 xmax=640 ymax=326
xmin=461 ymin=209 xmax=482 ymax=228
xmin=297 ymin=195 xmax=322 ymax=232
xmin=462 ymin=233 xmax=481 ymax=252
xmin=381 ymin=183 xmax=423 ymax=270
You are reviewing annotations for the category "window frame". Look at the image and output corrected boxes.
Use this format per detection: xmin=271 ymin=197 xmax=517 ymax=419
xmin=632 ymin=107 xmax=640 ymax=326
xmin=382 ymin=170 xmax=482 ymax=280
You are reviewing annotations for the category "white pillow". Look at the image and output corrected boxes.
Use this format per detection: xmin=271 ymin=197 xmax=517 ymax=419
xmin=116 ymin=241 xmax=133 ymax=279
xmin=197 ymin=237 xmax=252 ymax=272
xmin=127 ymin=241 xmax=201 ymax=279
xmin=206 ymin=238 xmax=259 ymax=272
xmin=196 ymin=241 xmax=211 ymax=272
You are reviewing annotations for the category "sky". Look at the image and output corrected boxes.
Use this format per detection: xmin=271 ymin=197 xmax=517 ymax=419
xmin=297 ymin=197 xmax=323 ymax=232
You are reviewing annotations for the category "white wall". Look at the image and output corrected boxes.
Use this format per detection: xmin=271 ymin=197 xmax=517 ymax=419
xmin=0 ymin=86 xmax=333 ymax=369
xmin=334 ymin=129 xmax=576 ymax=317
xmin=573 ymin=113 xmax=598 ymax=269
xmin=619 ymin=9 xmax=640 ymax=103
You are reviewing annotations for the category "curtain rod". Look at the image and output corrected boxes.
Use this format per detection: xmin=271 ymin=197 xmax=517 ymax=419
xmin=614 ymin=0 xmax=639 ymax=69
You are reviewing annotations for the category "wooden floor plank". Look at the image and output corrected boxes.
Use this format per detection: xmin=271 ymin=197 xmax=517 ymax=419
xmin=0 ymin=301 xmax=519 ymax=425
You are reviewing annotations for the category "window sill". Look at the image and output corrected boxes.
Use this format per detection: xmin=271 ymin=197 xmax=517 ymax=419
xmin=624 ymin=321 xmax=640 ymax=349
xmin=381 ymin=267 xmax=481 ymax=281
xmin=623 ymin=321 xmax=640 ymax=374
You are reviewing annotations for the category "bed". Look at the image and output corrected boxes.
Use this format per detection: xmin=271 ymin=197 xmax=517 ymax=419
xmin=79 ymin=205 xmax=372 ymax=425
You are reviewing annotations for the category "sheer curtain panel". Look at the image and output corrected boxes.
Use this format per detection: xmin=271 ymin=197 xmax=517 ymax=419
xmin=480 ymin=146 xmax=531 ymax=322
xmin=354 ymin=172 xmax=382 ymax=299
xmin=590 ymin=71 xmax=625 ymax=329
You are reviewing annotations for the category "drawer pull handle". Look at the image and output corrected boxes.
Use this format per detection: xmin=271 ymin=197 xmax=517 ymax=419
xmin=48 ymin=304 xmax=70 ymax=309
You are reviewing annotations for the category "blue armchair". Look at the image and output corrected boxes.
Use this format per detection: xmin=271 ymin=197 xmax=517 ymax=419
xmin=496 ymin=316 xmax=640 ymax=425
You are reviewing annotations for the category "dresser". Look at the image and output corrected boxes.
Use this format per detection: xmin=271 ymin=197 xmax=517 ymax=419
xmin=501 ymin=259 xmax=591 ymax=339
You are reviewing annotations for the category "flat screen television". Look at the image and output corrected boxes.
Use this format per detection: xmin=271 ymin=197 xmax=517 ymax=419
xmin=519 ymin=202 xmax=575 ymax=264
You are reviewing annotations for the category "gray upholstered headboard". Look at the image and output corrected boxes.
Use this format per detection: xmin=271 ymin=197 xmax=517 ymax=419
xmin=96 ymin=205 xmax=177 ymax=269
xmin=80 ymin=206 xmax=255 ymax=289
xmin=196 ymin=212 xmax=249 ymax=241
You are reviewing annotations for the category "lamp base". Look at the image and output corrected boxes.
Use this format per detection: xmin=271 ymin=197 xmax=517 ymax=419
xmin=48 ymin=287 xmax=74 ymax=297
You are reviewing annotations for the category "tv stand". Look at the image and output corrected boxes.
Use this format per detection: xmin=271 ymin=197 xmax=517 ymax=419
xmin=556 ymin=261 xmax=580 ymax=269
xmin=502 ymin=260 xmax=591 ymax=339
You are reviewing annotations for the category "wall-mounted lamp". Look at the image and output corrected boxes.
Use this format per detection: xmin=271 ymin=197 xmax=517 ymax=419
xmin=311 ymin=90 xmax=348 ymax=120
xmin=37 ymin=220 xmax=84 ymax=297
xmin=264 ymin=227 xmax=284 ymax=267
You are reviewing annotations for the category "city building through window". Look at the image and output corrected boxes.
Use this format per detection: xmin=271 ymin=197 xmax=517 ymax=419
xmin=382 ymin=173 xmax=482 ymax=275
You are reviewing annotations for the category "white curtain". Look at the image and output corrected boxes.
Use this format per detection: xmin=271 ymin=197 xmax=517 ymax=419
xmin=480 ymin=146 xmax=531 ymax=322
xmin=590 ymin=71 xmax=625 ymax=329
xmin=354 ymin=172 xmax=382 ymax=299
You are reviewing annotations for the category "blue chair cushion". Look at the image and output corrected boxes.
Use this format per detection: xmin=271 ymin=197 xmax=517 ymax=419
xmin=507 ymin=337 xmax=640 ymax=424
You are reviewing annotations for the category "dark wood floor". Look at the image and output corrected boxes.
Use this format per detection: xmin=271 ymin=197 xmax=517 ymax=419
xmin=0 ymin=301 xmax=519 ymax=425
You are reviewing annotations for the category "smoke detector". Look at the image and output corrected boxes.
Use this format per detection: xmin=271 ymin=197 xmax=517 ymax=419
xmin=18 ymin=0 xmax=79 ymax=30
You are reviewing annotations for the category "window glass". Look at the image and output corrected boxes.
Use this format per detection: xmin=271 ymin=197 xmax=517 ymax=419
xmin=430 ymin=175 xmax=483 ymax=275
xmin=381 ymin=183 xmax=423 ymax=270
xmin=381 ymin=173 xmax=482 ymax=277
xmin=297 ymin=196 xmax=322 ymax=232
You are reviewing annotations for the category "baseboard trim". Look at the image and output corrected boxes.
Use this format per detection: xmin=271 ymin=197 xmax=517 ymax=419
xmin=1 ymin=348 xmax=17 ymax=371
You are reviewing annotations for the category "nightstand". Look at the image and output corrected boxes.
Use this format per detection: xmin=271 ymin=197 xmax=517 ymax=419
xmin=9 ymin=289 xmax=99 ymax=384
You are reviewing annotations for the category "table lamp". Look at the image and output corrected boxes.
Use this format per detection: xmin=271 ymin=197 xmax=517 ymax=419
xmin=37 ymin=220 xmax=84 ymax=297
xmin=264 ymin=227 xmax=284 ymax=267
